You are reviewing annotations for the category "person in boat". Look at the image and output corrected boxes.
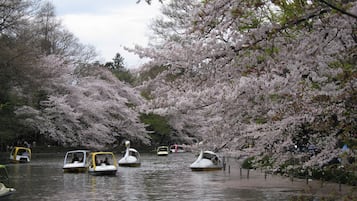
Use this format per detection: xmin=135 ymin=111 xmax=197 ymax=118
xmin=72 ymin=154 xmax=79 ymax=163
xmin=212 ymin=156 xmax=219 ymax=165
xmin=104 ymin=157 xmax=110 ymax=165
xmin=22 ymin=150 xmax=29 ymax=157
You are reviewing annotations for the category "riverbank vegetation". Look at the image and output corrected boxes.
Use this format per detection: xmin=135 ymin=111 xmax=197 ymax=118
xmin=0 ymin=0 xmax=356 ymax=185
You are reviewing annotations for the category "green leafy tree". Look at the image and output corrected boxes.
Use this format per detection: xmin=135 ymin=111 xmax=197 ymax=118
xmin=105 ymin=53 xmax=135 ymax=84
xmin=105 ymin=53 xmax=125 ymax=70
xmin=139 ymin=113 xmax=172 ymax=145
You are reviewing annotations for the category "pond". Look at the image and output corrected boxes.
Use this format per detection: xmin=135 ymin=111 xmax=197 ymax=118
xmin=0 ymin=152 xmax=351 ymax=201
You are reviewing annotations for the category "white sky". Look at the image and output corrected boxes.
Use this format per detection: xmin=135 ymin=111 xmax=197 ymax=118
xmin=51 ymin=0 xmax=162 ymax=68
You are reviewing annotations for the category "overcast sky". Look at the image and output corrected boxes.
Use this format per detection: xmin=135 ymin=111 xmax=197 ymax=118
xmin=51 ymin=0 xmax=162 ymax=68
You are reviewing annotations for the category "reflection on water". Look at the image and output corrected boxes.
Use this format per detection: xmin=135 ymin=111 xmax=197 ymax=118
xmin=0 ymin=152 xmax=321 ymax=201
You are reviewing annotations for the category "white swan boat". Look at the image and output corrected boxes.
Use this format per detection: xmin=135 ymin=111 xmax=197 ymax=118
xmin=157 ymin=146 xmax=169 ymax=156
xmin=9 ymin=146 xmax=31 ymax=163
xmin=190 ymin=150 xmax=223 ymax=171
xmin=0 ymin=183 xmax=15 ymax=198
xmin=88 ymin=152 xmax=118 ymax=176
xmin=63 ymin=150 xmax=90 ymax=173
xmin=0 ymin=165 xmax=15 ymax=198
xmin=118 ymin=141 xmax=141 ymax=167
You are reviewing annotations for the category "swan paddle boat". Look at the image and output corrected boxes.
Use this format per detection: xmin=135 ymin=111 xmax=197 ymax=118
xmin=170 ymin=144 xmax=186 ymax=153
xmin=118 ymin=141 xmax=141 ymax=167
xmin=157 ymin=146 xmax=169 ymax=156
xmin=190 ymin=150 xmax=223 ymax=171
xmin=63 ymin=150 xmax=90 ymax=173
xmin=0 ymin=183 xmax=15 ymax=198
xmin=9 ymin=146 xmax=31 ymax=163
xmin=87 ymin=152 xmax=118 ymax=176
xmin=0 ymin=165 xmax=16 ymax=198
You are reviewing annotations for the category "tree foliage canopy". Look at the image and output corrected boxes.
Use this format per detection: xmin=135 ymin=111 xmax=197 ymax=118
xmin=129 ymin=0 xmax=357 ymax=168
xmin=1 ymin=0 xmax=356 ymax=171
xmin=0 ymin=0 xmax=149 ymax=149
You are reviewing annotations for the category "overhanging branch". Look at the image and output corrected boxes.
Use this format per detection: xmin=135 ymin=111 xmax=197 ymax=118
xmin=230 ymin=8 xmax=330 ymax=54
xmin=317 ymin=0 xmax=357 ymax=19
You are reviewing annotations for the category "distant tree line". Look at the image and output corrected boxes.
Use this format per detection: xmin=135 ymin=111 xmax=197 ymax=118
xmin=0 ymin=0 xmax=174 ymax=150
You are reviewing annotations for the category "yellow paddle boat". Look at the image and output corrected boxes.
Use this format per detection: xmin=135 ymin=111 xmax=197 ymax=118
xmin=87 ymin=152 xmax=118 ymax=176
xmin=9 ymin=146 xmax=31 ymax=163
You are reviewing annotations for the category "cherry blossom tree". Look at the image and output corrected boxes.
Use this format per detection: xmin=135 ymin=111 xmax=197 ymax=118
xmin=131 ymin=0 xmax=357 ymax=168
xmin=15 ymin=55 xmax=151 ymax=149
xmin=0 ymin=1 xmax=150 ymax=149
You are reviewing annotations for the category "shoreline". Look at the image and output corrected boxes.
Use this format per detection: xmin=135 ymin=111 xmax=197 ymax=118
xmin=221 ymin=165 xmax=357 ymax=200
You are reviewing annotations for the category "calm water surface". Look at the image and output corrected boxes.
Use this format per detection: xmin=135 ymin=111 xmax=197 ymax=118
xmin=1 ymin=152 xmax=312 ymax=201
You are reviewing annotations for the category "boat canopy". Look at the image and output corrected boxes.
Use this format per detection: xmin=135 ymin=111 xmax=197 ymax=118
xmin=129 ymin=148 xmax=140 ymax=157
xmin=202 ymin=151 xmax=218 ymax=160
xmin=11 ymin=147 xmax=31 ymax=156
xmin=64 ymin=150 xmax=89 ymax=164
xmin=157 ymin=146 xmax=169 ymax=151
xmin=88 ymin=152 xmax=117 ymax=168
